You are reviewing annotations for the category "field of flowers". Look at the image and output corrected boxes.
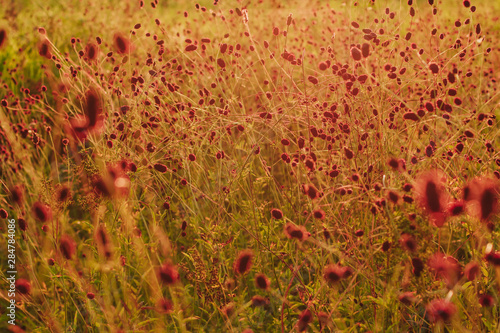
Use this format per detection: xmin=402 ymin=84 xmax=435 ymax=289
xmin=1 ymin=0 xmax=500 ymax=332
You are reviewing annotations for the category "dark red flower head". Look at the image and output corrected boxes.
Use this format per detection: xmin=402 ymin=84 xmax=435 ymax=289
xmin=271 ymin=208 xmax=283 ymax=220
xmin=95 ymin=225 xmax=113 ymax=259
xmin=284 ymin=223 xmax=310 ymax=242
xmin=464 ymin=261 xmax=480 ymax=281
xmin=234 ymin=249 xmax=253 ymax=276
xmin=9 ymin=185 xmax=24 ymax=205
xmin=448 ymin=200 xmax=465 ymax=217
xmin=84 ymin=89 xmax=103 ymax=130
xmin=313 ymin=209 xmax=326 ymax=219
xmin=412 ymin=257 xmax=424 ymax=277
xmin=38 ymin=38 xmax=52 ymax=59
xmin=18 ymin=218 xmax=27 ymax=232
xmin=68 ymin=115 xmax=90 ymax=141
xmin=414 ymin=170 xmax=449 ymax=227
xmin=399 ymin=233 xmax=417 ymax=252
xmin=156 ymin=298 xmax=174 ymax=313
xmin=323 ymin=264 xmax=351 ymax=284
xmin=16 ymin=278 xmax=31 ymax=294
xmin=479 ymin=294 xmax=495 ymax=307
xmin=350 ymin=47 xmax=362 ymax=61
xmin=59 ymin=235 xmax=76 ymax=260
xmin=429 ymin=62 xmax=439 ymax=74
xmin=427 ymin=253 xmax=461 ymax=288
xmin=0 ymin=29 xmax=6 ymax=49
xmin=113 ymin=33 xmax=131 ymax=54
xmin=56 ymin=186 xmax=72 ymax=202
xmin=157 ymin=262 xmax=179 ymax=285
xmin=485 ymin=247 xmax=500 ymax=266
xmin=302 ymin=183 xmax=319 ymax=200
xmin=85 ymin=42 xmax=99 ymax=62
xmin=154 ymin=163 xmax=168 ymax=173
xmin=221 ymin=302 xmax=235 ymax=317
xmin=255 ymin=273 xmax=270 ymax=290
xmin=251 ymin=295 xmax=269 ymax=307
xmin=398 ymin=291 xmax=417 ymax=305
xmin=297 ymin=309 xmax=313 ymax=332
xmin=67 ymin=89 xmax=104 ymax=141
xmin=32 ymin=202 xmax=52 ymax=222
xmin=463 ymin=177 xmax=499 ymax=222
xmin=426 ymin=299 xmax=456 ymax=323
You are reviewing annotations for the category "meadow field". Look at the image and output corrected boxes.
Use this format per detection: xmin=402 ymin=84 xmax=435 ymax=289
xmin=1 ymin=0 xmax=500 ymax=331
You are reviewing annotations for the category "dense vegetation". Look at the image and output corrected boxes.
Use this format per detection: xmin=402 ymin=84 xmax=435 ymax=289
xmin=1 ymin=0 xmax=500 ymax=331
